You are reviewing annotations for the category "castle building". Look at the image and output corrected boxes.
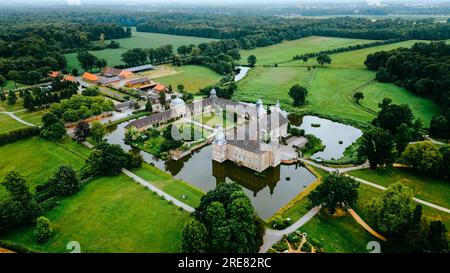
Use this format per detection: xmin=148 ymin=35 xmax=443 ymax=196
xmin=212 ymin=97 xmax=288 ymax=172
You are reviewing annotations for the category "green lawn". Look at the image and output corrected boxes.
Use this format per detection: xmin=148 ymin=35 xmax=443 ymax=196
xmin=234 ymin=66 xmax=313 ymax=107
xmin=287 ymin=40 xmax=425 ymax=69
xmin=0 ymin=174 xmax=190 ymax=253
xmin=349 ymin=167 xmax=450 ymax=210
xmin=154 ymin=65 xmax=222 ymax=92
xmin=65 ymin=28 xmax=216 ymax=71
xmin=0 ymin=96 xmax=25 ymax=112
xmin=359 ymin=82 xmax=440 ymax=126
xmin=132 ymin=163 xmax=204 ymax=208
xmin=240 ymin=36 xmax=376 ymax=66
xmin=0 ymin=137 xmax=89 ymax=199
xmin=0 ymin=113 xmax=28 ymax=134
xmin=15 ymin=109 xmax=49 ymax=127
xmin=306 ymin=68 xmax=376 ymax=123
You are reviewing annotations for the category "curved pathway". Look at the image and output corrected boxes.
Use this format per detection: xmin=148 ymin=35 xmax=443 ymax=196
xmin=259 ymin=206 xmax=321 ymax=253
xmin=300 ymin=158 xmax=450 ymax=214
xmin=0 ymin=111 xmax=36 ymax=127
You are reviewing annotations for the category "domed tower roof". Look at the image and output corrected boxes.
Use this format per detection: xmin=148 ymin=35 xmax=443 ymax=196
xmin=210 ymin=87 xmax=217 ymax=98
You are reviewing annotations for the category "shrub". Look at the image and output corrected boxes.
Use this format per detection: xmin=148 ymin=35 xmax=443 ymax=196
xmin=34 ymin=217 xmax=53 ymax=243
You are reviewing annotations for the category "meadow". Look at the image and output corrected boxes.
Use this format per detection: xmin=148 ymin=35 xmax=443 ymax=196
xmin=233 ymin=66 xmax=313 ymax=106
xmin=0 ymin=174 xmax=189 ymax=253
xmin=240 ymin=36 xmax=376 ymax=66
xmin=151 ymin=65 xmax=222 ymax=92
xmin=0 ymin=113 xmax=27 ymax=134
xmin=0 ymin=137 xmax=89 ymax=199
xmin=65 ymin=28 xmax=216 ymax=71
xmin=236 ymin=39 xmax=443 ymax=126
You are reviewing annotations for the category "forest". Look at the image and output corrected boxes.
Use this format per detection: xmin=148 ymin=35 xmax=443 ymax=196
xmin=365 ymin=42 xmax=450 ymax=138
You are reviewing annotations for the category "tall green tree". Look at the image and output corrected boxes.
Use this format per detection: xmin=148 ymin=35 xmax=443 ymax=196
xmin=34 ymin=216 xmax=53 ymax=243
xmin=316 ymin=54 xmax=332 ymax=66
xmin=358 ymin=127 xmax=396 ymax=169
xmin=90 ymin=121 xmax=105 ymax=144
xmin=182 ymin=183 xmax=263 ymax=253
xmin=288 ymin=84 xmax=308 ymax=107
xmin=7 ymin=89 xmax=17 ymax=105
xmin=247 ymin=55 xmax=257 ymax=67
xmin=87 ymin=142 xmax=129 ymax=176
xmin=49 ymin=165 xmax=81 ymax=196
xmin=40 ymin=113 xmax=66 ymax=141
xmin=0 ymin=75 xmax=6 ymax=93
xmin=181 ymin=217 xmax=207 ymax=253
xmin=400 ymin=141 xmax=443 ymax=174
xmin=74 ymin=121 xmax=91 ymax=143
xmin=0 ymin=171 xmax=40 ymax=232
xmin=353 ymin=91 xmax=364 ymax=104
xmin=308 ymin=171 xmax=360 ymax=215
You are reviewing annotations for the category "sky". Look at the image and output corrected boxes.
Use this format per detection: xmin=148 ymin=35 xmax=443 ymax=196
xmin=3 ymin=0 xmax=449 ymax=5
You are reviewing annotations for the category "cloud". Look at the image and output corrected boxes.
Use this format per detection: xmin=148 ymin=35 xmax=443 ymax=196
xmin=67 ymin=0 xmax=81 ymax=6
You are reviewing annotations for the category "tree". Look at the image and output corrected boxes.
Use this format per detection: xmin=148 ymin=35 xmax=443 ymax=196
xmin=366 ymin=182 xmax=413 ymax=237
xmin=49 ymin=165 xmax=81 ymax=196
xmin=395 ymin=123 xmax=412 ymax=156
xmin=74 ymin=121 xmax=91 ymax=143
xmin=71 ymin=68 xmax=79 ymax=77
xmin=177 ymin=84 xmax=185 ymax=93
xmin=182 ymin=183 xmax=263 ymax=253
xmin=358 ymin=127 xmax=396 ymax=169
xmin=0 ymin=90 xmax=6 ymax=101
xmin=27 ymin=70 xmax=41 ymax=85
xmin=77 ymin=51 xmax=98 ymax=71
xmin=288 ymin=84 xmax=308 ymax=107
xmin=90 ymin=121 xmax=105 ymax=144
xmin=159 ymin=92 xmax=166 ymax=107
xmin=181 ymin=217 xmax=207 ymax=253
xmin=40 ymin=113 xmax=66 ymax=141
xmin=353 ymin=91 xmax=364 ymax=104
xmin=82 ymin=86 xmax=100 ymax=97
xmin=121 ymin=48 xmax=148 ymax=67
xmin=427 ymin=221 xmax=449 ymax=252
xmin=316 ymin=54 xmax=332 ymax=66
xmin=308 ymin=171 xmax=360 ymax=215
xmin=34 ymin=216 xmax=53 ymax=243
xmin=87 ymin=142 xmax=129 ymax=176
xmin=0 ymin=75 xmax=6 ymax=93
xmin=0 ymin=171 xmax=40 ymax=232
xmin=374 ymin=98 xmax=414 ymax=134
xmin=145 ymin=100 xmax=153 ymax=112
xmin=247 ymin=55 xmax=257 ymax=67
xmin=400 ymin=141 xmax=443 ymax=174
xmin=429 ymin=115 xmax=449 ymax=138
xmin=7 ymin=89 xmax=17 ymax=105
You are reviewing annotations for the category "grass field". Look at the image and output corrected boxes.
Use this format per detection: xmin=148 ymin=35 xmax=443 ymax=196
xmin=349 ymin=167 xmax=450 ymax=209
xmin=65 ymin=28 xmax=216 ymax=71
xmin=0 ymin=113 xmax=28 ymax=134
xmin=358 ymin=82 xmax=440 ymax=125
xmin=234 ymin=66 xmax=313 ymax=106
xmin=132 ymin=163 xmax=204 ymax=208
xmin=236 ymin=39 xmax=443 ymax=125
xmin=286 ymin=40 xmax=424 ymax=69
xmin=276 ymin=166 xmax=449 ymax=252
xmin=0 ymin=174 xmax=189 ymax=253
xmin=240 ymin=36 xmax=376 ymax=66
xmin=152 ymin=65 xmax=222 ymax=92
xmin=0 ymin=137 xmax=89 ymax=199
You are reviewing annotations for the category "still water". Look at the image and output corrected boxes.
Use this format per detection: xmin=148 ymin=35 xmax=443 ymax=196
xmin=299 ymin=115 xmax=363 ymax=161
xmin=106 ymin=121 xmax=317 ymax=219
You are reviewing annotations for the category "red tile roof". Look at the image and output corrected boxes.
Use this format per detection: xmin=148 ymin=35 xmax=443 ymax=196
xmin=82 ymin=72 xmax=99 ymax=82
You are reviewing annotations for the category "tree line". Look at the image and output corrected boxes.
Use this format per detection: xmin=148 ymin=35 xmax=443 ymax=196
xmin=365 ymin=41 xmax=450 ymax=138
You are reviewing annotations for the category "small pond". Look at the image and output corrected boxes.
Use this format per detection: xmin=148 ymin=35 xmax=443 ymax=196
xmin=299 ymin=115 xmax=363 ymax=161
xmin=235 ymin=66 xmax=250 ymax=82
xmin=106 ymin=121 xmax=317 ymax=220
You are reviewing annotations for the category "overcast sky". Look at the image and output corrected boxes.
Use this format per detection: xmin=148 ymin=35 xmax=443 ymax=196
xmin=3 ymin=0 xmax=450 ymax=5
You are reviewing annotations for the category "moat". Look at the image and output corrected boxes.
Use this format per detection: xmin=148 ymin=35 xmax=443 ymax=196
xmin=106 ymin=121 xmax=317 ymax=219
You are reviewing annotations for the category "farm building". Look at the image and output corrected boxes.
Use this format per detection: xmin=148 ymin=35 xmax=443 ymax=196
xmin=125 ymin=77 xmax=151 ymax=88
xmin=152 ymin=84 xmax=168 ymax=93
xmin=126 ymin=64 xmax=156 ymax=73
xmin=82 ymin=72 xmax=99 ymax=83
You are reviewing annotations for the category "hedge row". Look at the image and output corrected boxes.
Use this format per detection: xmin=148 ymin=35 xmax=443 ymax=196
xmin=0 ymin=126 xmax=41 ymax=146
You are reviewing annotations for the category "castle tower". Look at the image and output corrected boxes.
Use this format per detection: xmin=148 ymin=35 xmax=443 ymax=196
xmin=212 ymin=125 xmax=228 ymax=163
xmin=209 ymin=87 xmax=217 ymax=99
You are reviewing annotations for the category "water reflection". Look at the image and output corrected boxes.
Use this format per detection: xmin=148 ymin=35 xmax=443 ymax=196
xmin=299 ymin=115 xmax=363 ymax=161
xmin=105 ymin=119 xmax=317 ymax=219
